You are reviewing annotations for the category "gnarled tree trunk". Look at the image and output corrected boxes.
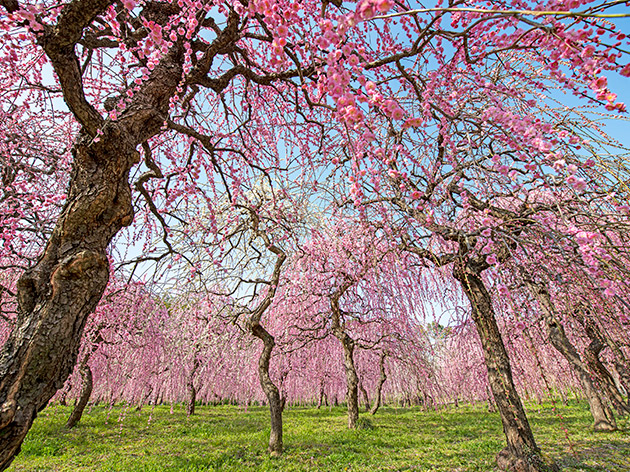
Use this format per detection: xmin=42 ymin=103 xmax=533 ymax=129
xmin=604 ymin=344 xmax=630 ymax=404
xmin=330 ymin=280 xmax=361 ymax=429
xmin=583 ymin=338 xmax=629 ymax=416
xmin=575 ymin=310 xmax=630 ymax=403
xmin=251 ymin=323 xmax=284 ymax=455
xmin=575 ymin=312 xmax=630 ymax=413
xmin=0 ymin=4 xmax=184 ymax=463
xmin=524 ymin=278 xmax=617 ymax=431
xmin=186 ymin=357 xmax=201 ymax=416
xmin=370 ymin=352 xmax=387 ymax=415
xmin=0 ymin=131 xmax=134 ymax=467
xmin=335 ymin=332 xmax=359 ymax=429
xmin=454 ymin=263 xmax=558 ymax=472
xmin=66 ymin=332 xmax=102 ymax=429
xmin=243 ymin=220 xmax=286 ymax=455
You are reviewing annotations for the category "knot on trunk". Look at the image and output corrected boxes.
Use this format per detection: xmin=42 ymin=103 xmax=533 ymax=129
xmin=16 ymin=276 xmax=38 ymax=315
xmin=0 ymin=400 xmax=17 ymax=430
xmin=50 ymin=251 xmax=109 ymax=302
xmin=54 ymin=250 xmax=108 ymax=281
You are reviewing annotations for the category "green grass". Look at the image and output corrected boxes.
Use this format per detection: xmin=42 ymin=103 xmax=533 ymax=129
xmin=7 ymin=400 xmax=630 ymax=471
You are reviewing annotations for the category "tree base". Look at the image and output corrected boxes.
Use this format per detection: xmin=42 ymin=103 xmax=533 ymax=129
xmin=496 ymin=447 xmax=559 ymax=472
xmin=593 ymin=421 xmax=616 ymax=432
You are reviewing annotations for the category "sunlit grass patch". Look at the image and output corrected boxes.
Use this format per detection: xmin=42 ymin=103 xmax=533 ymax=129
xmin=7 ymin=401 xmax=629 ymax=471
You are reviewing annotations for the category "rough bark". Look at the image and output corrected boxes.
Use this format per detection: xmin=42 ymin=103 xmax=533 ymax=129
xmin=251 ymin=323 xmax=284 ymax=455
xmin=0 ymin=1 xmax=184 ymax=464
xmin=338 ymin=334 xmax=359 ymax=429
xmin=0 ymin=131 xmax=131 ymax=468
xmin=245 ymin=229 xmax=286 ymax=456
xmin=66 ymin=365 xmax=93 ymax=429
xmin=330 ymin=279 xmax=360 ymax=429
xmin=453 ymin=263 xmax=558 ymax=472
xmin=524 ymin=278 xmax=617 ymax=431
xmin=370 ymin=352 xmax=387 ymax=415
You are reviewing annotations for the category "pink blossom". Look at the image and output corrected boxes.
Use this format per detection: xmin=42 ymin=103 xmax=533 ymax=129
xmin=590 ymin=76 xmax=607 ymax=91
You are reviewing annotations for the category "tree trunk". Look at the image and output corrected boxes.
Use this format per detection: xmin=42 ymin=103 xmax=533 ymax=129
xmin=0 ymin=133 xmax=132 ymax=467
xmin=359 ymin=381 xmax=371 ymax=412
xmin=370 ymin=352 xmax=387 ymax=415
xmin=524 ymin=278 xmax=617 ymax=431
xmin=186 ymin=382 xmax=196 ymax=417
xmin=454 ymin=263 xmax=558 ymax=472
xmin=330 ymin=283 xmax=360 ymax=429
xmin=583 ymin=339 xmax=629 ymax=416
xmin=559 ymin=389 xmax=568 ymax=406
xmin=58 ymin=390 xmax=68 ymax=407
xmin=317 ymin=381 xmax=327 ymax=409
xmin=0 ymin=15 xmax=183 ymax=466
xmin=66 ymin=365 xmax=93 ymax=429
xmin=605 ymin=345 xmax=630 ymax=405
xmin=576 ymin=311 xmax=630 ymax=404
xmin=251 ymin=323 xmax=283 ymax=455
xmin=608 ymin=350 xmax=630 ymax=405
xmin=576 ymin=313 xmax=630 ymax=413
xmin=335 ymin=333 xmax=359 ymax=429
xmin=186 ymin=357 xmax=200 ymax=416
xmin=486 ymin=386 xmax=497 ymax=413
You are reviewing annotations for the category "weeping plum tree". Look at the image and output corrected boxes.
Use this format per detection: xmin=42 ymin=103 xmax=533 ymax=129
xmin=484 ymin=197 xmax=630 ymax=428
xmin=522 ymin=275 xmax=617 ymax=431
xmin=311 ymin=54 xmax=628 ymax=472
xmin=1 ymin=0 xmax=629 ymax=468
xmin=283 ymin=220 xmax=427 ymax=428
xmin=161 ymin=178 xmax=313 ymax=454
xmin=238 ymin=208 xmax=288 ymax=455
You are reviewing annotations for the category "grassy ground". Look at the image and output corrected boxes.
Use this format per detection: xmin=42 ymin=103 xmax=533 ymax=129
xmin=6 ymin=400 xmax=630 ymax=471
